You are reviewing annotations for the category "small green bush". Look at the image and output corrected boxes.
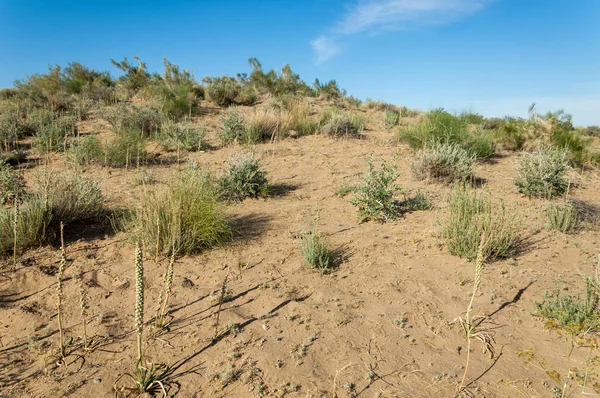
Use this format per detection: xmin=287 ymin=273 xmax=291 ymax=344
xmin=515 ymin=147 xmax=569 ymax=199
xmin=411 ymin=142 xmax=475 ymax=184
xmin=536 ymin=278 xmax=600 ymax=337
xmin=101 ymin=104 xmax=162 ymax=135
xmin=400 ymin=109 xmax=495 ymax=158
xmin=301 ymin=216 xmax=335 ymax=274
xmin=441 ymin=184 xmax=520 ymax=261
xmin=131 ymin=168 xmax=232 ymax=256
xmin=33 ymin=119 xmax=75 ymax=154
xmin=546 ymin=201 xmax=579 ymax=233
xmin=104 ymin=130 xmax=149 ymax=167
xmin=458 ymin=111 xmax=485 ymax=125
xmin=351 ymin=156 xmax=401 ymax=222
xmin=384 ymin=108 xmax=400 ymax=129
xmin=205 ymin=76 xmax=242 ymax=107
xmin=550 ymin=128 xmax=592 ymax=167
xmin=218 ymin=153 xmax=268 ymax=202
xmin=0 ymin=161 xmax=23 ymax=205
xmin=217 ymin=107 xmax=247 ymax=144
xmin=69 ymin=135 xmax=104 ymax=165
xmin=158 ymin=120 xmax=208 ymax=152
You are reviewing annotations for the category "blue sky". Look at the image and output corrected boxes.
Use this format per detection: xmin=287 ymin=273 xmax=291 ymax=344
xmin=1 ymin=0 xmax=598 ymax=125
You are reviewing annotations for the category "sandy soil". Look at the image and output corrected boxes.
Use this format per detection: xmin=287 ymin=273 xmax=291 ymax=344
xmin=1 ymin=104 xmax=600 ymax=397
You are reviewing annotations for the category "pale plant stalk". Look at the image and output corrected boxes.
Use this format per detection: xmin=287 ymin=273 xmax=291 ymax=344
xmin=57 ymin=222 xmax=67 ymax=360
xmin=12 ymin=188 xmax=19 ymax=267
xmin=78 ymin=265 xmax=89 ymax=350
xmin=457 ymin=235 xmax=486 ymax=393
xmin=213 ymin=274 xmax=229 ymax=340
xmin=135 ymin=242 xmax=144 ymax=365
xmin=159 ymin=248 xmax=175 ymax=322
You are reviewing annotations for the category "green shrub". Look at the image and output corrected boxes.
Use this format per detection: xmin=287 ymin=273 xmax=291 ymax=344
xmin=69 ymin=135 xmax=104 ymax=165
xmin=441 ymin=184 xmax=520 ymax=261
xmin=0 ymin=161 xmax=23 ymax=205
xmin=550 ymin=128 xmax=592 ymax=167
xmin=218 ymin=153 xmax=268 ymax=202
xmin=217 ymin=107 xmax=247 ymax=144
xmin=400 ymin=109 xmax=495 ymax=158
xmin=32 ymin=116 xmax=76 ymax=154
xmin=491 ymin=117 xmax=528 ymax=151
xmin=301 ymin=215 xmax=335 ymax=274
xmin=205 ymin=76 xmax=242 ymax=107
xmin=158 ymin=120 xmax=208 ymax=152
xmin=580 ymin=125 xmax=600 ymax=137
xmin=131 ymin=168 xmax=232 ymax=256
xmin=546 ymin=201 xmax=579 ymax=233
xmin=350 ymin=156 xmax=401 ymax=222
xmin=33 ymin=171 xmax=105 ymax=225
xmin=536 ymin=278 xmax=600 ymax=337
xmin=458 ymin=111 xmax=485 ymax=125
xmin=101 ymin=104 xmax=162 ymax=135
xmin=104 ymin=130 xmax=149 ymax=167
xmin=411 ymin=142 xmax=475 ymax=184
xmin=384 ymin=108 xmax=400 ymax=129
xmin=515 ymin=147 xmax=569 ymax=199
xmin=320 ymin=112 xmax=364 ymax=138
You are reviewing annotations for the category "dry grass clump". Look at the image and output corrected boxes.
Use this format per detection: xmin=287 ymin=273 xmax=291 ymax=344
xmin=546 ymin=201 xmax=580 ymax=233
xmin=157 ymin=120 xmax=208 ymax=152
xmin=131 ymin=168 xmax=232 ymax=256
xmin=0 ymin=171 xmax=104 ymax=256
xmin=320 ymin=111 xmax=364 ymax=138
xmin=515 ymin=147 xmax=570 ymax=199
xmin=411 ymin=141 xmax=475 ymax=184
xmin=286 ymin=98 xmax=318 ymax=136
xmin=246 ymin=109 xmax=289 ymax=142
xmin=441 ymin=184 xmax=520 ymax=262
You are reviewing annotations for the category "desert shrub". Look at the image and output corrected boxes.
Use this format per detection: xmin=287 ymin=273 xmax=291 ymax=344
xmin=69 ymin=135 xmax=104 ymax=165
xmin=301 ymin=215 xmax=335 ymax=274
xmin=33 ymin=122 xmax=66 ymax=154
xmin=536 ymin=278 xmax=600 ymax=337
xmin=320 ymin=112 xmax=364 ymax=138
xmin=441 ymin=184 xmax=520 ymax=261
xmin=515 ymin=147 xmax=569 ymax=199
xmin=205 ymin=76 xmax=242 ymax=107
xmin=0 ymin=113 xmax=30 ymax=151
xmin=492 ymin=117 xmax=527 ymax=151
xmin=550 ymin=128 xmax=592 ymax=167
xmin=400 ymin=109 xmax=495 ymax=158
xmin=23 ymin=108 xmax=55 ymax=132
xmin=160 ymin=58 xmax=202 ymax=119
xmin=0 ymin=162 xmax=23 ymax=205
xmin=218 ymin=153 xmax=268 ymax=202
xmin=104 ymin=130 xmax=149 ymax=167
xmin=458 ymin=111 xmax=485 ymax=125
xmin=286 ymin=98 xmax=318 ymax=136
xmin=546 ymin=201 xmax=579 ymax=233
xmin=350 ymin=156 xmax=401 ymax=222
xmin=580 ymin=125 xmax=600 ymax=137
xmin=101 ymin=104 xmax=162 ymax=135
xmin=0 ymin=199 xmax=50 ymax=256
xmin=158 ymin=120 xmax=208 ymax=152
xmin=217 ymin=107 xmax=247 ymax=144
xmin=363 ymin=99 xmax=395 ymax=112
xmin=131 ymin=168 xmax=232 ymax=256
xmin=345 ymin=96 xmax=362 ymax=108
xmin=384 ymin=108 xmax=400 ymax=129
xmin=33 ymin=171 xmax=105 ymax=225
xmin=411 ymin=142 xmax=475 ymax=184
xmin=312 ymin=78 xmax=345 ymax=99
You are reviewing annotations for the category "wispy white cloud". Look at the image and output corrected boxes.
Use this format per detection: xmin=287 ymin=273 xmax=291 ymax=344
xmin=312 ymin=0 xmax=493 ymax=62
xmin=310 ymin=36 xmax=342 ymax=64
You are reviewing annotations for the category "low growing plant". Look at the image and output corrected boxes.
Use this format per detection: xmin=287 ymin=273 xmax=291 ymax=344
xmin=350 ymin=156 xmax=401 ymax=222
xmin=218 ymin=153 xmax=269 ymax=202
xmin=515 ymin=147 xmax=569 ymax=199
xmin=411 ymin=141 xmax=475 ymax=184
xmin=441 ymin=184 xmax=520 ymax=261
xmin=546 ymin=201 xmax=580 ymax=233
xmin=301 ymin=213 xmax=336 ymax=274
